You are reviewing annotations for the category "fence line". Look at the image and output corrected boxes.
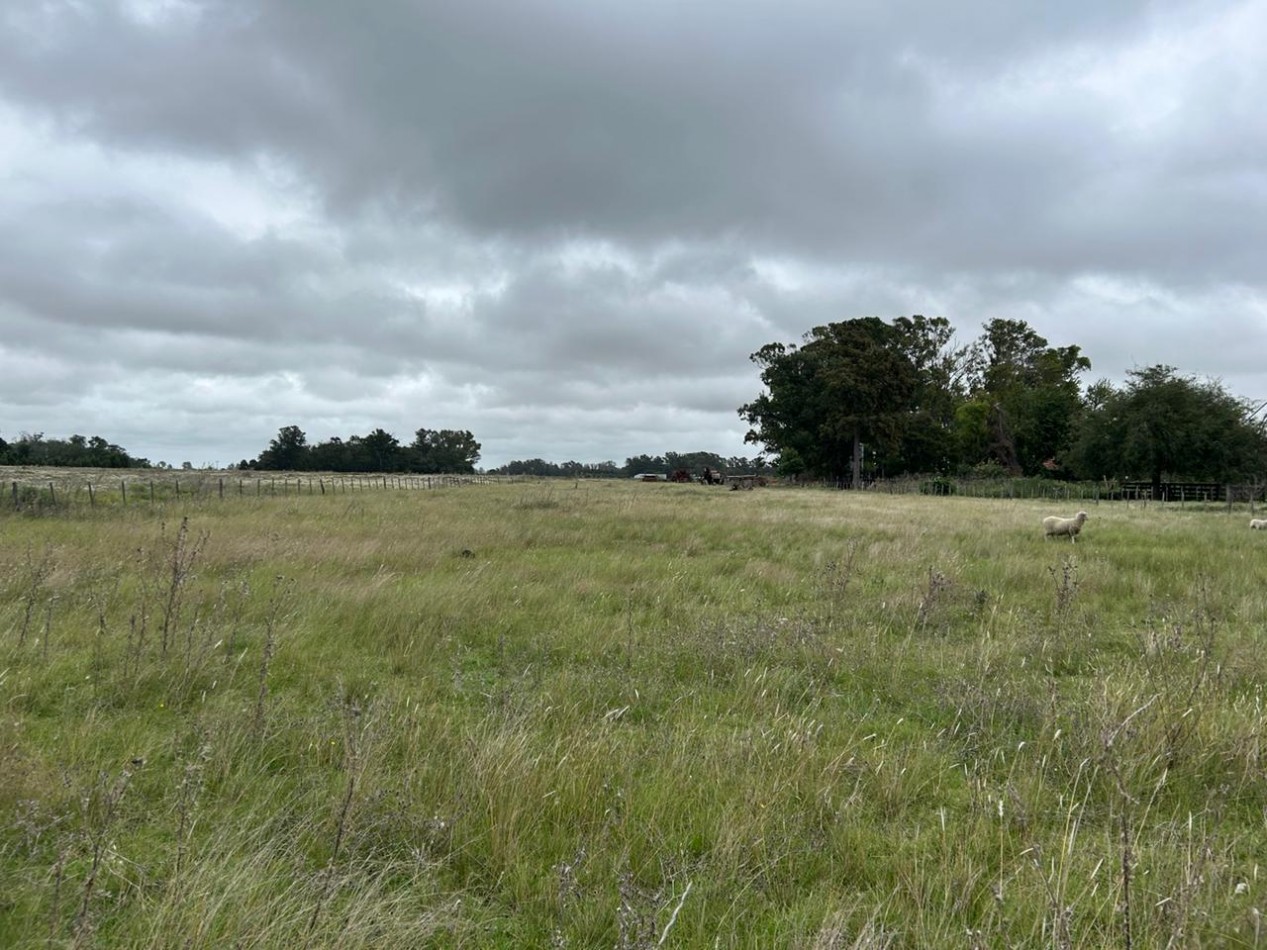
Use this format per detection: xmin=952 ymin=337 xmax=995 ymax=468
xmin=806 ymin=476 xmax=1264 ymax=510
xmin=3 ymin=471 xmax=498 ymax=514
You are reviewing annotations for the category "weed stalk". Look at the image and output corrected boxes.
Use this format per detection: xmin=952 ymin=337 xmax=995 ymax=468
xmin=159 ymin=517 xmax=208 ymax=656
xmin=73 ymin=765 xmax=134 ymax=946
xmin=252 ymin=577 xmax=286 ymax=739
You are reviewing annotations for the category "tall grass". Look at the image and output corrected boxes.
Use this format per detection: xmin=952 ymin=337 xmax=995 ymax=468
xmin=2 ymin=482 xmax=1266 ymax=946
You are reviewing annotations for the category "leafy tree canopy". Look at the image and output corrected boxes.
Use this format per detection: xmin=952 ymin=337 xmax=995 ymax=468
xmin=0 ymin=432 xmax=150 ymax=468
xmin=1068 ymin=365 xmax=1267 ymax=489
xmin=961 ymin=319 xmax=1091 ymax=475
xmin=247 ymin=425 xmax=481 ymax=474
xmin=742 ymin=317 xmax=934 ymax=484
xmin=741 ymin=315 xmax=1102 ymax=480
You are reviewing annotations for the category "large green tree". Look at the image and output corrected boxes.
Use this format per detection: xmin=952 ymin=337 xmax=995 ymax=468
xmin=410 ymin=428 xmax=481 ymax=473
xmin=354 ymin=429 xmax=403 ymax=472
xmin=741 ymin=318 xmax=920 ymax=486
xmin=256 ymin=425 xmax=311 ymax=471
xmin=960 ymin=319 xmax=1090 ymax=475
xmin=307 ymin=436 xmax=352 ymax=472
xmin=1069 ymin=365 xmax=1267 ymax=492
xmin=889 ymin=315 xmax=967 ymax=473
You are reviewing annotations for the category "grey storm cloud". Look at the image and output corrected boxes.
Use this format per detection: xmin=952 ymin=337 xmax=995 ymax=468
xmin=1 ymin=0 xmax=1265 ymax=467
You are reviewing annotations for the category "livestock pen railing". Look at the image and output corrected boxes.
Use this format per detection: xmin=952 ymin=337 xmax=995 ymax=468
xmin=2 ymin=468 xmax=501 ymax=514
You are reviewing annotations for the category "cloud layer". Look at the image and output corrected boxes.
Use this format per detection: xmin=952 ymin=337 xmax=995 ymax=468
xmin=2 ymin=0 xmax=1264 ymax=466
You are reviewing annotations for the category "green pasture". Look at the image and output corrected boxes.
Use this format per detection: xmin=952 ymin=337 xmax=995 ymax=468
xmin=2 ymin=480 xmax=1266 ymax=947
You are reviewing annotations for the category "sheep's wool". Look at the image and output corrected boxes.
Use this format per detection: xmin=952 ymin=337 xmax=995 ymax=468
xmin=1042 ymin=511 xmax=1088 ymax=542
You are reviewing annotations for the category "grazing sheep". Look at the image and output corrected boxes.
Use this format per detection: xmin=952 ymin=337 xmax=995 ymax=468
xmin=1043 ymin=511 xmax=1089 ymax=542
xmin=1251 ymin=519 xmax=1267 ymax=530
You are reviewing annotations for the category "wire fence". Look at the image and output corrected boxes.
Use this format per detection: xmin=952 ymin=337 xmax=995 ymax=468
xmin=799 ymin=475 xmax=1267 ymax=510
xmin=8 ymin=468 xmax=1263 ymax=515
xmin=2 ymin=469 xmax=498 ymax=514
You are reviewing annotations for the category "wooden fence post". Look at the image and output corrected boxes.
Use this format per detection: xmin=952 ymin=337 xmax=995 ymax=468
xmin=11 ymin=481 xmax=17 ymax=508
xmin=121 ymin=480 xmax=127 ymax=504
xmin=88 ymin=483 xmax=95 ymax=507
xmin=219 ymin=478 xmax=224 ymax=500
xmin=150 ymin=481 xmax=155 ymax=503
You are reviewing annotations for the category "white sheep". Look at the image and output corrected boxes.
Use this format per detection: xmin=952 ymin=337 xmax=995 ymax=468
xmin=1250 ymin=519 xmax=1267 ymax=530
xmin=1042 ymin=511 xmax=1088 ymax=542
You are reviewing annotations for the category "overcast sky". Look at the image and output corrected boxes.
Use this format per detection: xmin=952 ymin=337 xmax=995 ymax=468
xmin=2 ymin=0 xmax=1264 ymax=468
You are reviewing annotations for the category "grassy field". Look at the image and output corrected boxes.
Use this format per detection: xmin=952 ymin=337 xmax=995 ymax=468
xmin=2 ymin=479 xmax=1266 ymax=947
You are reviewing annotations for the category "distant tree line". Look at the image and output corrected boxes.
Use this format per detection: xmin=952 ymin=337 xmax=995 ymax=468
xmin=0 ymin=432 xmax=151 ymax=468
xmin=489 ymin=451 xmax=772 ymax=478
xmin=240 ymin=425 xmax=481 ymax=474
xmin=741 ymin=316 xmax=1267 ymax=492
